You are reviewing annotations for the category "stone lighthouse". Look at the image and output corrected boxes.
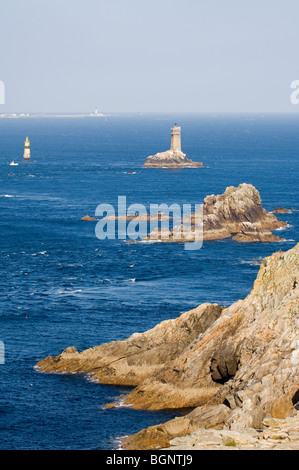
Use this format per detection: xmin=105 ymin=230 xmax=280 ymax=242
xmin=170 ymin=124 xmax=182 ymax=153
xmin=23 ymin=137 xmax=31 ymax=160
xmin=143 ymin=123 xmax=203 ymax=168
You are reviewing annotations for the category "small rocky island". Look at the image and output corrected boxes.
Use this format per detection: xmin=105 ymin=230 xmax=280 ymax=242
xmin=143 ymin=124 xmax=203 ymax=168
xmin=143 ymin=183 xmax=288 ymax=243
xmin=36 ymin=243 xmax=299 ymax=450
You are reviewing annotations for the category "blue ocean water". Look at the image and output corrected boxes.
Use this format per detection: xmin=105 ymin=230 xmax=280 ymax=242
xmin=0 ymin=113 xmax=298 ymax=450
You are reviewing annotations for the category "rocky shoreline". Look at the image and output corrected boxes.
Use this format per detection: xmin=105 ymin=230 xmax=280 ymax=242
xmin=36 ymin=242 xmax=299 ymax=450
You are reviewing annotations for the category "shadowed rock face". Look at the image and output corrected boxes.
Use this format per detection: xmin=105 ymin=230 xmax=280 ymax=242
xmin=143 ymin=183 xmax=288 ymax=243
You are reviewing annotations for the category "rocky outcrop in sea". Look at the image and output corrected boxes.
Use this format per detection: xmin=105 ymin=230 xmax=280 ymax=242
xmin=36 ymin=303 xmax=223 ymax=386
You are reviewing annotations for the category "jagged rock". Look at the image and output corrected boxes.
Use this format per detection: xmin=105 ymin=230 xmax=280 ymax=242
xmin=81 ymin=215 xmax=97 ymax=221
xmin=143 ymin=184 xmax=287 ymax=243
xmin=143 ymin=150 xmax=203 ymax=168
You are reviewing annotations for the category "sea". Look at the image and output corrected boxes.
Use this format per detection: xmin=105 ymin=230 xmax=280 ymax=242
xmin=0 ymin=113 xmax=298 ymax=450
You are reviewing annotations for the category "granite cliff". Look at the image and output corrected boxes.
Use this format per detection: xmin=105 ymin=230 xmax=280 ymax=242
xmin=36 ymin=243 xmax=299 ymax=450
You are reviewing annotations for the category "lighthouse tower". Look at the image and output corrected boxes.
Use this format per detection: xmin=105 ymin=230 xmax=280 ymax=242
xmin=23 ymin=137 xmax=31 ymax=160
xmin=170 ymin=124 xmax=182 ymax=153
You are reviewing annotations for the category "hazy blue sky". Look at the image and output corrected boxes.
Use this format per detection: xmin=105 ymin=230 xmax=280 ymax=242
xmin=1 ymin=0 xmax=299 ymax=113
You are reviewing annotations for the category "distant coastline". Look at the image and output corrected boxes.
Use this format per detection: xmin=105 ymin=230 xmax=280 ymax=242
xmin=0 ymin=112 xmax=107 ymax=119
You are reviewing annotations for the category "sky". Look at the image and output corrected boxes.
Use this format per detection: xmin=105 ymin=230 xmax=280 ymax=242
xmin=1 ymin=0 xmax=299 ymax=113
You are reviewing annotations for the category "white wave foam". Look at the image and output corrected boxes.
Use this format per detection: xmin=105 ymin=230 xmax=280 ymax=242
xmin=275 ymin=224 xmax=292 ymax=231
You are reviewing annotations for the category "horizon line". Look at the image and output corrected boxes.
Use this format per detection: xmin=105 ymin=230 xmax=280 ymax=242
xmin=1 ymin=110 xmax=299 ymax=116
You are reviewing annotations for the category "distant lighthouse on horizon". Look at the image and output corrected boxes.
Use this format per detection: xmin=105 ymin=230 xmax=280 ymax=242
xmin=23 ymin=137 xmax=31 ymax=160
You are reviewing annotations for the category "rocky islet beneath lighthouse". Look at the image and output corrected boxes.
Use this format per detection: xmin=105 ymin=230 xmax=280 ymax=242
xmin=143 ymin=124 xmax=203 ymax=168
